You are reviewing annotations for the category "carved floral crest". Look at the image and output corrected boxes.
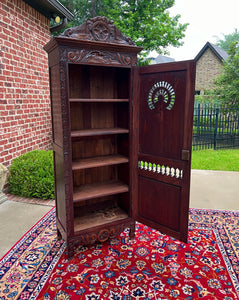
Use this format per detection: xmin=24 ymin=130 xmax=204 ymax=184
xmin=61 ymin=16 xmax=136 ymax=46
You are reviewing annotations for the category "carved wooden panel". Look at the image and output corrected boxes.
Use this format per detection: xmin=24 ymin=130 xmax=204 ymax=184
xmin=49 ymin=65 xmax=62 ymax=147
xmin=75 ymin=221 xmax=135 ymax=245
xmin=68 ymin=49 xmax=137 ymax=66
xmin=61 ymin=16 xmax=135 ymax=46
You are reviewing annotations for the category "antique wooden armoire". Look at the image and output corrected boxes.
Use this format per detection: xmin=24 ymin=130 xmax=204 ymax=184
xmin=44 ymin=16 xmax=195 ymax=257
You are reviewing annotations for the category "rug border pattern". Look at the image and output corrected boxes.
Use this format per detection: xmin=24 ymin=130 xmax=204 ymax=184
xmin=0 ymin=207 xmax=238 ymax=299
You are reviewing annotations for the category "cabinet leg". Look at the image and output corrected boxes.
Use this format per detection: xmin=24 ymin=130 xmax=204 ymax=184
xmin=66 ymin=241 xmax=75 ymax=259
xmin=129 ymin=222 xmax=136 ymax=240
xmin=57 ymin=228 xmax=62 ymax=240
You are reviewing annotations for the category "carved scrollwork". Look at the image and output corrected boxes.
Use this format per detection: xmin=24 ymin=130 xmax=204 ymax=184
xmin=98 ymin=229 xmax=110 ymax=242
xmin=77 ymin=233 xmax=98 ymax=245
xmin=61 ymin=16 xmax=136 ymax=46
xmin=91 ymin=19 xmax=110 ymax=41
xmin=68 ymin=50 xmax=85 ymax=62
xmin=68 ymin=49 xmax=136 ymax=66
xmin=75 ymin=221 xmax=135 ymax=246
xmin=59 ymin=48 xmax=68 ymax=62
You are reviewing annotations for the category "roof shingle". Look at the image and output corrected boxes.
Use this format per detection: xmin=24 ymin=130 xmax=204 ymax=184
xmin=195 ymin=42 xmax=228 ymax=62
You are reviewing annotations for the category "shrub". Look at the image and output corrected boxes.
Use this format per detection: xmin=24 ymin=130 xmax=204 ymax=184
xmin=8 ymin=150 xmax=55 ymax=200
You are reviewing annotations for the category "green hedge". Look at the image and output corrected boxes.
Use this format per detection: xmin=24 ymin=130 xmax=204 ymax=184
xmin=8 ymin=150 xmax=55 ymax=200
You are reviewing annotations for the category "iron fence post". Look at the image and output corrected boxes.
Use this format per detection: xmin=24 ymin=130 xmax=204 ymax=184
xmin=197 ymin=103 xmax=200 ymax=136
xmin=214 ymin=108 xmax=219 ymax=150
xmin=193 ymin=103 xmax=239 ymax=150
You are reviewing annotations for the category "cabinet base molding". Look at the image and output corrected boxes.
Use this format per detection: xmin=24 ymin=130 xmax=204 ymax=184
xmin=65 ymin=219 xmax=135 ymax=258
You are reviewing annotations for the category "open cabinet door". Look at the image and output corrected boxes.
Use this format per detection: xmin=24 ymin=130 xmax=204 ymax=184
xmin=132 ymin=60 xmax=195 ymax=243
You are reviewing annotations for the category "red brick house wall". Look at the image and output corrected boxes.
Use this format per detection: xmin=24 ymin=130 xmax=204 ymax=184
xmin=0 ymin=0 xmax=52 ymax=168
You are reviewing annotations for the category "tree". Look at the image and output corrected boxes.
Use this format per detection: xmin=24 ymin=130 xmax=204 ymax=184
xmin=213 ymin=41 xmax=239 ymax=106
xmin=56 ymin=0 xmax=188 ymax=57
xmin=104 ymin=0 xmax=187 ymax=57
xmin=216 ymin=29 xmax=239 ymax=52
xmin=58 ymin=0 xmax=107 ymax=26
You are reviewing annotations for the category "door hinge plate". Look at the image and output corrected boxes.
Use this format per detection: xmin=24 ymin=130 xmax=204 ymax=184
xmin=182 ymin=150 xmax=190 ymax=161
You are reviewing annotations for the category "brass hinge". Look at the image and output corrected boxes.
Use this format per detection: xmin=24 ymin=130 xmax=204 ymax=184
xmin=181 ymin=150 xmax=190 ymax=161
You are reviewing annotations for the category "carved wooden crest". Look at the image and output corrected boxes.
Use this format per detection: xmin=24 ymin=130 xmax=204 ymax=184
xmin=61 ymin=16 xmax=136 ymax=46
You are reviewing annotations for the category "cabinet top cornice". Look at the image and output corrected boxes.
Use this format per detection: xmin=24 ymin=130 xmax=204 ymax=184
xmin=60 ymin=16 xmax=135 ymax=46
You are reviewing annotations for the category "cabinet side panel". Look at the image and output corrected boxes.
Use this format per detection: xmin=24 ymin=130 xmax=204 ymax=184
xmin=90 ymin=66 xmax=115 ymax=98
xmin=72 ymin=137 xmax=117 ymax=160
xmin=91 ymin=103 xmax=114 ymax=129
xmin=73 ymin=166 xmax=117 ymax=186
xmin=54 ymin=149 xmax=67 ymax=231
xmin=70 ymin=103 xmax=115 ymax=130
xmin=50 ymin=65 xmax=63 ymax=147
xmin=69 ymin=64 xmax=90 ymax=98
xmin=116 ymin=68 xmax=130 ymax=98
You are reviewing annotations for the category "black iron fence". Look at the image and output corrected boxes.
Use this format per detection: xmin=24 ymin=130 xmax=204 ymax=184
xmin=193 ymin=103 xmax=239 ymax=150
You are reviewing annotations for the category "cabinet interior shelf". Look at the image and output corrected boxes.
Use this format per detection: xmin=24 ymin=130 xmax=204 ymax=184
xmin=70 ymin=98 xmax=129 ymax=103
xmin=74 ymin=206 xmax=129 ymax=232
xmin=71 ymin=128 xmax=129 ymax=138
xmin=73 ymin=181 xmax=129 ymax=203
xmin=72 ymin=154 xmax=129 ymax=170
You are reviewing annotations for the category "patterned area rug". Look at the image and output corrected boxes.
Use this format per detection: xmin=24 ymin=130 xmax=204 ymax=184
xmin=0 ymin=208 xmax=238 ymax=299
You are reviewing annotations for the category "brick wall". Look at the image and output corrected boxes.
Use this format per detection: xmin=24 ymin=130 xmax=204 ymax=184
xmin=195 ymin=48 xmax=223 ymax=94
xmin=0 ymin=0 xmax=52 ymax=168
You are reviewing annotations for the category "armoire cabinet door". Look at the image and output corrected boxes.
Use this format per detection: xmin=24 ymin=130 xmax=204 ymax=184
xmin=133 ymin=60 xmax=196 ymax=243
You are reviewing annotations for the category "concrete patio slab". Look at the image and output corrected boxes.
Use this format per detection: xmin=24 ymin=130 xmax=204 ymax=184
xmin=0 ymin=200 xmax=51 ymax=259
xmin=0 ymin=170 xmax=238 ymax=259
xmin=190 ymin=169 xmax=239 ymax=210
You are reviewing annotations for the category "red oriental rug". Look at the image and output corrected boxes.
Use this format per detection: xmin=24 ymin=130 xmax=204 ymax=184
xmin=0 ymin=208 xmax=238 ymax=299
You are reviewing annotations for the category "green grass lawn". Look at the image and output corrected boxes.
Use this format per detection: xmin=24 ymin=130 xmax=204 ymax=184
xmin=191 ymin=149 xmax=239 ymax=171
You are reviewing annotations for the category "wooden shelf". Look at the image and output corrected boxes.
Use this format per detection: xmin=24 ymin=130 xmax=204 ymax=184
xmin=72 ymin=155 xmax=129 ymax=170
xmin=70 ymin=98 xmax=129 ymax=103
xmin=71 ymin=127 xmax=129 ymax=138
xmin=74 ymin=206 xmax=129 ymax=232
xmin=73 ymin=181 xmax=129 ymax=203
